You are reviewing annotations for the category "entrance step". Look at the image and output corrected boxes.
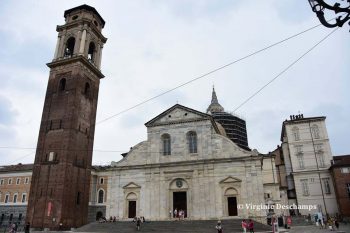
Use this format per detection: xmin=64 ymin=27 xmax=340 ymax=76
xmin=76 ymin=219 xmax=272 ymax=233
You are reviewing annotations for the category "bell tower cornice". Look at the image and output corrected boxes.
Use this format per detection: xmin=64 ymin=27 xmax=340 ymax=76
xmin=47 ymin=55 xmax=105 ymax=79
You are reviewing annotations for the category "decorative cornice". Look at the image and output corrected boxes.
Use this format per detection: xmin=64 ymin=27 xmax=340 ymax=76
xmin=47 ymin=55 xmax=105 ymax=79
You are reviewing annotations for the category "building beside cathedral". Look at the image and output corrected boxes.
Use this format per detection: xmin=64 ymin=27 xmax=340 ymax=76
xmin=273 ymin=114 xmax=338 ymax=216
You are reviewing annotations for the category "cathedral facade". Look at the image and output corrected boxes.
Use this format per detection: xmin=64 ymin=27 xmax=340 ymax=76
xmin=101 ymin=103 xmax=282 ymax=221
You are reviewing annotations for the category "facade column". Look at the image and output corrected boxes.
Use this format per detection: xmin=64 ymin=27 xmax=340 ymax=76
xmin=79 ymin=29 xmax=87 ymax=54
xmin=58 ymin=34 xmax=65 ymax=58
xmin=53 ymin=36 xmax=61 ymax=59
xmin=97 ymin=45 xmax=104 ymax=69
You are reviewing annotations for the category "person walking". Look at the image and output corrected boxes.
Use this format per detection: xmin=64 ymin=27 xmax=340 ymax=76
xmin=248 ymin=219 xmax=254 ymax=233
xmin=24 ymin=222 xmax=30 ymax=233
xmin=241 ymin=219 xmax=247 ymax=233
xmin=215 ymin=220 xmax=223 ymax=233
xmin=136 ymin=217 xmax=141 ymax=231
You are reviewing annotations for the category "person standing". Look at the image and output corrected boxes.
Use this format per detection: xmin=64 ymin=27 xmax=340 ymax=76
xmin=174 ymin=208 xmax=178 ymax=219
xmin=24 ymin=222 xmax=30 ymax=233
xmin=241 ymin=219 xmax=247 ymax=233
xmin=248 ymin=219 xmax=254 ymax=233
xmin=215 ymin=220 xmax=223 ymax=233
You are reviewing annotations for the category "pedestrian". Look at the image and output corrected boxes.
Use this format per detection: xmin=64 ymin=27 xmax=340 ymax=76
xmin=169 ymin=210 xmax=172 ymax=219
xmin=136 ymin=217 xmax=141 ymax=231
xmin=248 ymin=219 xmax=254 ymax=233
xmin=241 ymin=219 xmax=247 ymax=233
xmin=24 ymin=222 xmax=30 ymax=233
xmin=215 ymin=220 xmax=223 ymax=233
xmin=334 ymin=218 xmax=339 ymax=230
xmin=174 ymin=208 xmax=177 ymax=219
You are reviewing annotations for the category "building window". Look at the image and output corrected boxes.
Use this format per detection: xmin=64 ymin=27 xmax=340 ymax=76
xmin=315 ymin=143 xmax=323 ymax=152
xmin=21 ymin=194 xmax=26 ymax=203
xmin=100 ymin=178 xmax=104 ymax=184
xmin=341 ymin=167 xmax=350 ymax=173
xmin=297 ymin=154 xmax=305 ymax=169
xmin=59 ymin=78 xmax=66 ymax=92
xmin=13 ymin=194 xmax=17 ymax=203
xmin=4 ymin=194 xmax=9 ymax=203
xmin=48 ymin=152 xmax=56 ymax=162
xmin=98 ymin=190 xmax=104 ymax=203
xmin=317 ymin=153 xmax=326 ymax=167
xmin=8 ymin=178 xmax=12 ymax=185
xmin=0 ymin=179 xmax=3 ymax=185
xmin=311 ymin=124 xmax=320 ymax=139
xmin=301 ymin=179 xmax=309 ymax=196
xmin=322 ymin=178 xmax=331 ymax=194
xmin=292 ymin=127 xmax=300 ymax=141
xmin=347 ymin=183 xmax=350 ymax=198
xmin=162 ymin=134 xmax=171 ymax=155
xmin=76 ymin=192 xmax=81 ymax=205
xmin=25 ymin=177 xmax=29 ymax=184
xmin=295 ymin=145 xmax=303 ymax=154
xmin=187 ymin=131 xmax=197 ymax=153
xmin=16 ymin=178 xmax=20 ymax=185
xmin=84 ymin=82 xmax=91 ymax=96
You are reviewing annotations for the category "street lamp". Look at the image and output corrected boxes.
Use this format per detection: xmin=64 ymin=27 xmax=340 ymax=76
xmin=308 ymin=0 xmax=350 ymax=28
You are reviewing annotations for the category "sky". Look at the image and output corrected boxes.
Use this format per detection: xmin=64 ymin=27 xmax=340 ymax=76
xmin=0 ymin=0 xmax=349 ymax=166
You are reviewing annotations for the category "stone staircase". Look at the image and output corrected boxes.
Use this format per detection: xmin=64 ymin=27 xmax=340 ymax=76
xmin=76 ymin=219 xmax=272 ymax=233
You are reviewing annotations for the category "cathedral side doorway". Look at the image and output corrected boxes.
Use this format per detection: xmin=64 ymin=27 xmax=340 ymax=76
xmin=227 ymin=197 xmax=238 ymax=216
xmin=128 ymin=201 xmax=136 ymax=218
xmin=173 ymin=192 xmax=187 ymax=218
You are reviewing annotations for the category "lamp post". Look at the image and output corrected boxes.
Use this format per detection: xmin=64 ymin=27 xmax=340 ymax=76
xmin=308 ymin=0 xmax=350 ymax=28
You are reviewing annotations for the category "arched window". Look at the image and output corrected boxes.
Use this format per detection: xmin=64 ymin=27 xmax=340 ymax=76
xmin=292 ymin=127 xmax=300 ymax=141
xmin=64 ymin=37 xmax=75 ymax=57
xmin=88 ymin=42 xmax=96 ymax=62
xmin=84 ymin=82 xmax=90 ymax=96
xmin=187 ymin=131 xmax=197 ymax=153
xmin=162 ymin=134 xmax=171 ymax=155
xmin=98 ymin=189 xmax=104 ymax=203
xmin=59 ymin=78 xmax=66 ymax=91
xmin=311 ymin=124 xmax=320 ymax=139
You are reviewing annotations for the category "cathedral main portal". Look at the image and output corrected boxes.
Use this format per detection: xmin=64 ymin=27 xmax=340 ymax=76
xmin=173 ymin=192 xmax=187 ymax=218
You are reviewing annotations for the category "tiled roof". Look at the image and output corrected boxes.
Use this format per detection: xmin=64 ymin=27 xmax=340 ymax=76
xmin=0 ymin=163 xmax=33 ymax=173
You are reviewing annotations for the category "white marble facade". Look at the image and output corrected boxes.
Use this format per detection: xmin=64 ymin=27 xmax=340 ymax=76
xmin=101 ymin=104 xmax=278 ymax=220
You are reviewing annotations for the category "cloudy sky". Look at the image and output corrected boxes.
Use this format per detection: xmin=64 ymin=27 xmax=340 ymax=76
xmin=0 ymin=0 xmax=349 ymax=166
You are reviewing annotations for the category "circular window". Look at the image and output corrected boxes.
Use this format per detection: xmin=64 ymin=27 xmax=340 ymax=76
xmin=94 ymin=20 xmax=98 ymax=27
xmin=72 ymin=15 xmax=78 ymax=20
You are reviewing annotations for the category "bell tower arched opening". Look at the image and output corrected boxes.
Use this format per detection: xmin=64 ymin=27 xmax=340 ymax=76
xmin=64 ymin=37 xmax=75 ymax=57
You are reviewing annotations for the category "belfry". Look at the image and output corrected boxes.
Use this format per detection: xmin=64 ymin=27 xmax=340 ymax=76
xmin=26 ymin=5 xmax=107 ymax=230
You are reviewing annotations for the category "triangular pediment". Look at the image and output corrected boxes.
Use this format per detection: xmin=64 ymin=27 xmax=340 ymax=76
xmin=219 ymin=176 xmax=242 ymax=184
xmin=145 ymin=104 xmax=213 ymax=127
xmin=123 ymin=182 xmax=141 ymax=189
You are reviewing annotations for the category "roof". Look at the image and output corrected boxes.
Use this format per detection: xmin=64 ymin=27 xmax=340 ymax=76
xmin=144 ymin=104 xmax=220 ymax=132
xmin=330 ymin=155 xmax=350 ymax=168
xmin=280 ymin=116 xmax=326 ymax=142
xmin=0 ymin=163 xmax=33 ymax=173
xmin=64 ymin=4 xmax=105 ymax=28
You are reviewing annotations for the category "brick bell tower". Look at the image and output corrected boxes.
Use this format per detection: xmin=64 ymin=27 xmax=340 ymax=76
xmin=26 ymin=5 xmax=107 ymax=230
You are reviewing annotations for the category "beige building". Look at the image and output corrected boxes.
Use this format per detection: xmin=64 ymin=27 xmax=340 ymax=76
xmin=0 ymin=164 xmax=32 ymax=225
xmin=278 ymin=114 xmax=338 ymax=216
xmin=0 ymin=164 xmax=108 ymax=225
